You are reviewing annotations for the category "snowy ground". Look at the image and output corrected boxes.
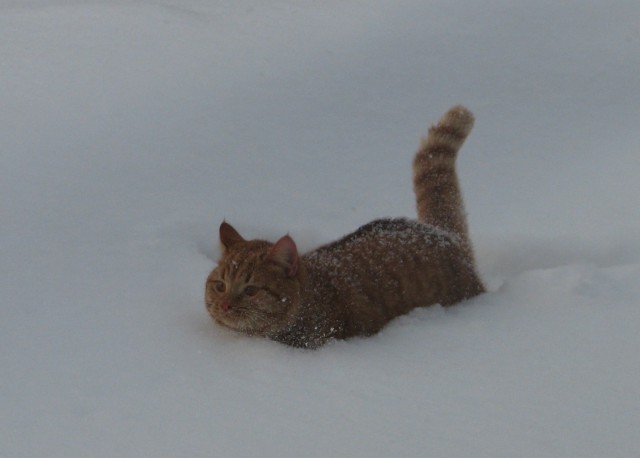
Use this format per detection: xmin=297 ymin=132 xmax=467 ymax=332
xmin=2 ymin=1 xmax=639 ymax=456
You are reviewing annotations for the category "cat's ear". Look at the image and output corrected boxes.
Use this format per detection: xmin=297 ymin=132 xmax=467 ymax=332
xmin=268 ymin=235 xmax=299 ymax=277
xmin=219 ymin=221 xmax=245 ymax=252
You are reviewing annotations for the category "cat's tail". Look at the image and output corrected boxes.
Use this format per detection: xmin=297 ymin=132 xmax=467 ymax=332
xmin=413 ymin=105 xmax=474 ymax=243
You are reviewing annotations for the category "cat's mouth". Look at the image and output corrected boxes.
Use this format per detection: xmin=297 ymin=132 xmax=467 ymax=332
xmin=210 ymin=307 xmax=241 ymax=329
xmin=212 ymin=307 xmax=268 ymax=335
xmin=214 ymin=315 xmax=241 ymax=331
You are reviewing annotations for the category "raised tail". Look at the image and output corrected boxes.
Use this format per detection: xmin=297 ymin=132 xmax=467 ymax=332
xmin=413 ymin=105 xmax=474 ymax=242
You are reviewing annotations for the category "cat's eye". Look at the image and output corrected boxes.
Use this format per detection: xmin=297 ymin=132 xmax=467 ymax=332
xmin=243 ymin=285 xmax=259 ymax=297
xmin=213 ymin=281 xmax=226 ymax=293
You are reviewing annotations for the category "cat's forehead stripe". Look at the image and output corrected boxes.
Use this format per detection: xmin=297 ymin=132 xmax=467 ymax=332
xmin=219 ymin=250 xmax=264 ymax=281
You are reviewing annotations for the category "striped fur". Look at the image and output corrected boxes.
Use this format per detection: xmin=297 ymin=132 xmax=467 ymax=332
xmin=413 ymin=105 xmax=474 ymax=242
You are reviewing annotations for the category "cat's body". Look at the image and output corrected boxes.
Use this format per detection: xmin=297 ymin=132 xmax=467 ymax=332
xmin=206 ymin=106 xmax=484 ymax=348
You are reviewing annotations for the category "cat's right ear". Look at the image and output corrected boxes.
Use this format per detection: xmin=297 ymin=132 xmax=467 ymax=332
xmin=219 ymin=221 xmax=245 ymax=252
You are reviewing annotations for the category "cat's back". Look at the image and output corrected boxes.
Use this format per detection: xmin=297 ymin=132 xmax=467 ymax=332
xmin=302 ymin=218 xmax=482 ymax=337
xmin=308 ymin=218 xmax=458 ymax=264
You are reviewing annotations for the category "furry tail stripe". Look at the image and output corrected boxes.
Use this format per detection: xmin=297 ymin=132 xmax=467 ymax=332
xmin=413 ymin=105 xmax=474 ymax=238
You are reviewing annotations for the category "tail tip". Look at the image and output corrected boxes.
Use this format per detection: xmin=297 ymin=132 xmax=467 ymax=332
xmin=438 ymin=105 xmax=475 ymax=135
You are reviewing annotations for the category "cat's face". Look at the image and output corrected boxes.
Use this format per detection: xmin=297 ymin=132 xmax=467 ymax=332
xmin=205 ymin=223 xmax=301 ymax=337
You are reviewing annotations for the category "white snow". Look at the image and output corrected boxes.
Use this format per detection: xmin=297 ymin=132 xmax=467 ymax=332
xmin=1 ymin=1 xmax=639 ymax=456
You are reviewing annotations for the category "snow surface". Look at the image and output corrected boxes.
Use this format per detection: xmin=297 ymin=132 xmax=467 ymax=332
xmin=2 ymin=0 xmax=639 ymax=456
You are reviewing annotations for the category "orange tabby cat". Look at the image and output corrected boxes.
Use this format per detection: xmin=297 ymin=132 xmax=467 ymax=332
xmin=205 ymin=106 xmax=484 ymax=348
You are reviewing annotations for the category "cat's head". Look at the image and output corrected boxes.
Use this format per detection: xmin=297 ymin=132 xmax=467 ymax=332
xmin=205 ymin=222 xmax=302 ymax=337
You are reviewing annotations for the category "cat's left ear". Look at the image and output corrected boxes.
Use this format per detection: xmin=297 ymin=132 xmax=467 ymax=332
xmin=219 ymin=221 xmax=245 ymax=252
xmin=268 ymin=235 xmax=299 ymax=277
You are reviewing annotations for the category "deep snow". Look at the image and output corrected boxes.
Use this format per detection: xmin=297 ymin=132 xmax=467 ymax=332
xmin=1 ymin=1 xmax=639 ymax=457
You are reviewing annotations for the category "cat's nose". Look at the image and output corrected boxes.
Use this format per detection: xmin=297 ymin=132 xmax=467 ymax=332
xmin=220 ymin=301 xmax=232 ymax=312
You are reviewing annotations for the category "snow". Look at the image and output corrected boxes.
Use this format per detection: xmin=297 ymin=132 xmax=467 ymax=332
xmin=1 ymin=0 xmax=639 ymax=456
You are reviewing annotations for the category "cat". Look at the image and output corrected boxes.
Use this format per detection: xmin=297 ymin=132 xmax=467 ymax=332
xmin=205 ymin=106 xmax=484 ymax=348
